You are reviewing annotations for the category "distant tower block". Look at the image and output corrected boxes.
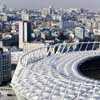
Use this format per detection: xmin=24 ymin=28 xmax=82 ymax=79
xmin=19 ymin=21 xmax=32 ymax=49
xmin=21 ymin=9 xmax=29 ymax=21
xmin=0 ymin=0 xmax=7 ymax=12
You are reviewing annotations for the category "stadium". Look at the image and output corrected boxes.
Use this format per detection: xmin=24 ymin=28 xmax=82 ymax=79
xmin=11 ymin=42 xmax=100 ymax=100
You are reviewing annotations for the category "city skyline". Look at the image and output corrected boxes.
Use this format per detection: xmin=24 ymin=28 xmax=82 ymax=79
xmin=3 ymin=0 xmax=100 ymax=11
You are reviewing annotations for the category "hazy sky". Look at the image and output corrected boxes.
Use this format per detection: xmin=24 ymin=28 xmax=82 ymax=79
xmin=4 ymin=0 xmax=100 ymax=10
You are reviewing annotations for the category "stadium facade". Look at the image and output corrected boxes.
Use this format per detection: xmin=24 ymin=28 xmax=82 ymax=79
xmin=11 ymin=42 xmax=100 ymax=100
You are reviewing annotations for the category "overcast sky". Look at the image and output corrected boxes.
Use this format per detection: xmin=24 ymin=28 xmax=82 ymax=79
xmin=4 ymin=0 xmax=100 ymax=11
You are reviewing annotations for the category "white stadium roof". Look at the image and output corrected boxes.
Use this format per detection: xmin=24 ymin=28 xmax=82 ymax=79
xmin=11 ymin=42 xmax=100 ymax=100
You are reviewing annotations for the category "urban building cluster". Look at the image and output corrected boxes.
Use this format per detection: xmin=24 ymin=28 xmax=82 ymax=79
xmin=0 ymin=6 xmax=100 ymax=48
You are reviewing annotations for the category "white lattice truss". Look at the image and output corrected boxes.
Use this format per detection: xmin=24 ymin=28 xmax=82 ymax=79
xmin=11 ymin=42 xmax=100 ymax=100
